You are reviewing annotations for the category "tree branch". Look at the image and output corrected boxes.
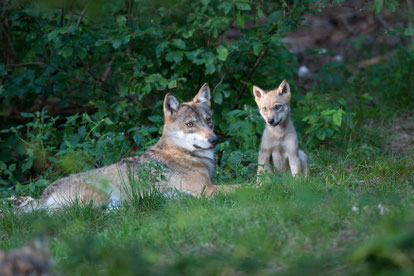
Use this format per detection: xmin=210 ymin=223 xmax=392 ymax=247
xmin=76 ymin=6 xmax=87 ymax=28
xmin=59 ymin=8 xmax=66 ymax=26
xmin=235 ymin=46 xmax=269 ymax=104
xmin=67 ymin=8 xmax=74 ymax=26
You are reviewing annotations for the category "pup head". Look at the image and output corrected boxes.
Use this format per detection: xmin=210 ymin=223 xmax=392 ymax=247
xmin=163 ymin=83 xmax=219 ymax=154
xmin=253 ymin=80 xmax=291 ymax=127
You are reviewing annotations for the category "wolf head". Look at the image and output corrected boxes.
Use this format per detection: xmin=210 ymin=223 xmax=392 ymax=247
xmin=163 ymin=83 xmax=219 ymax=155
xmin=253 ymin=80 xmax=291 ymax=127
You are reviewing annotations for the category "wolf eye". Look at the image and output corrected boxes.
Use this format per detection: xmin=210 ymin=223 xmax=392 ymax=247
xmin=262 ymin=107 xmax=267 ymax=111
xmin=206 ymin=117 xmax=212 ymax=123
xmin=274 ymin=104 xmax=282 ymax=110
xmin=186 ymin=122 xmax=193 ymax=128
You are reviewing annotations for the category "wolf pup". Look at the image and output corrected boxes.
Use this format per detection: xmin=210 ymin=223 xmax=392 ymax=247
xmin=31 ymin=84 xmax=233 ymax=209
xmin=253 ymin=80 xmax=309 ymax=179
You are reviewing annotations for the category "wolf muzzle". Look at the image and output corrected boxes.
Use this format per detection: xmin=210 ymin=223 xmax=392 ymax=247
xmin=208 ymin=136 xmax=219 ymax=146
xmin=267 ymin=118 xmax=282 ymax=127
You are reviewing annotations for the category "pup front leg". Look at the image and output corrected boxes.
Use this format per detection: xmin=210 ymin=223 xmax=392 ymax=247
xmin=257 ymin=149 xmax=273 ymax=185
xmin=288 ymin=154 xmax=302 ymax=176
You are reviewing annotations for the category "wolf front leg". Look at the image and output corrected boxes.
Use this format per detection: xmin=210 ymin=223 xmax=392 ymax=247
xmin=257 ymin=149 xmax=273 ymax=185
xmin=288 ymin=153 xmax=303 ymax=176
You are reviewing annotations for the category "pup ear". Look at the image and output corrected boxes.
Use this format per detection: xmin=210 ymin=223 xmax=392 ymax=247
xmin=253 ymin=85 xmax=264 ymax=99
xmin=163 ymin=93 xmax=180 ymax=117
xmin=193 ymin=83 xmax=211 ymax=107
xmin=277 ymin=80 xmax=291 ymax=96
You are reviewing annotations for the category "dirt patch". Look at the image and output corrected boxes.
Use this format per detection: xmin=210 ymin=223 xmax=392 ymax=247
xmin=384 ymin=114 xmax=414 ymax=153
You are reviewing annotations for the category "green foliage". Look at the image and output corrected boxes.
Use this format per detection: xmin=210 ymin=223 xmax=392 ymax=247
xmin=299 ymin=92 xmax=354 ymax=147
xmin=0 ymin=110 xmax=137 ymax=197
xmin=1 ymin=0 xmax=315 ymax=191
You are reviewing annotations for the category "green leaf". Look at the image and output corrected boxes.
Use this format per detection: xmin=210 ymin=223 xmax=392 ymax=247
xmin=20 ymin=112 xmax=34 ymax=118
xmin=235 ymin=2 xmax=250 ymax=11
xmin=168 ymin=80 xmax=177 ymax=88
xmin=47 ymin=30 xmax=59 ymax=41
xmin=338 ymin=98 xmax=346 ymax=106
xmin=0 ymin=161 xmax=6 ymax=170
xmin=172 ymin=39 xmax=186 ymax=50
xmin=217 ymin=46 xmax=229 ymax=61
xmin=257 ymin=8 xmax=265 ymax=18
xmin=157 ymin=76 xmax=169 ymax=88
xmin=333 ymin=110 xmax=343 ymax=126
xmin=111 ymin=39 xmax=122 ymax=49
xmin=404 ymin=28 xmax=414 ymax=36
xmin=78 ymin=126 xmax=86 ymax=138
xmin=69 ymin=134 xmax=81 ymax=146
xmin=213 ymin=91 xmax=223 ymax=104
xmin=34 ymin=179 xmax=49 ymax=187
xmin=116 ymin=15 xmax=127 ymax=25
xmin=205 ymin=63 xmax=216 ymax=75
xmin=218 ymin=2 xmax=232 ymax=15
xmin=61 ymin=47 xmax=73 ymax=58
xmin=166 ymin=51 xmax=183 ymax=63
xmin=8 ymin=163 xmax=16 ymax=172
xmin=104 ymin=118 xmax=115 ymax=125
xmin=268 ymin=11 xmax=282 ymax=23
xmin=148 ymin=115 xmax=163 ymax=123
xmin=156 ymin=41 xmax=168 ymax=57
xmin=182 ymin=30 xmax=194 ymax=39
xmin=236 ymin=13 xmax=245 ymax=28
xmin=373 ymin=0 xmax=383 ymax=14
xmin=22 ymin=158 xmax=33 ymax=172
xmin=253 ymin=43 xmax=263 ymax=56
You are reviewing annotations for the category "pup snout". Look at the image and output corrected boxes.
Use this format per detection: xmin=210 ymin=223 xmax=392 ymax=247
xmin=267 ymin=118 xmax=281 ymax=126
xmin=208 ymin=136 xmax=219 ymax=146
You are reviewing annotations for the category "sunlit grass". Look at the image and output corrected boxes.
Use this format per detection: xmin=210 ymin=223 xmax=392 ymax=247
xmin=1 ymin=141 xmax=413 ymax=274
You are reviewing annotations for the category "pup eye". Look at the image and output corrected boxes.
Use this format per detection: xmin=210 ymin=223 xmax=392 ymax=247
xmin=206 ymin=117 xmax=212 ymax=123
xmin=186 ymin=122 xmax=193 ymax=128
xmin=262 ymin=107 xmax=267 ymax=111
xmin=274 ymin=104 xmax=282 ymax=110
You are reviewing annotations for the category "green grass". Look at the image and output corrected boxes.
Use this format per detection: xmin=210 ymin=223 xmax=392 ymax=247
xmin=1 ymin=49 xmax=414 ymax=275
xmin=1 ymin=143 xmax=413 ymax=275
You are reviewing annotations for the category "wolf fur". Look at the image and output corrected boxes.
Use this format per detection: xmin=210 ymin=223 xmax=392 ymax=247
xmin=33 ymin=84 xmax=233 ymax=209
xmin=253 ymin=80 xmax=309 ymax=178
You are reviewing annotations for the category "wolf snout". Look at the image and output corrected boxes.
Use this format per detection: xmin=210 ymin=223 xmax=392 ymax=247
xmin=267 ymin=118 xmax=281 ymax=126
xmin=208 ymin=136 xmax=219 ymax=146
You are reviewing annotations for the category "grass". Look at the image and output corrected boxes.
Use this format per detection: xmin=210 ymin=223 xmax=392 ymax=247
xmin=1 ymin=142 xmax=413 ymax=275
xmin=1 ymin=49 xmax=414 ymax=275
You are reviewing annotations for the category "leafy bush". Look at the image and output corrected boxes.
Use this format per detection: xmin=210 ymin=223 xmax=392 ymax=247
xmin=0 ymin=0 xmax=405 ymax=195
xmin=298 ymin=92 xmax=354 ymax=148
xmin=0 ymin=110 xmax=135 ymax=197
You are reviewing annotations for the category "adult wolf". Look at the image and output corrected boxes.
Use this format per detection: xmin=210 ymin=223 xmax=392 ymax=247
xmin=34 ymin=84 xmax=232 ymax=208
xmin=253 ymin=80 xmax=309 ymax=179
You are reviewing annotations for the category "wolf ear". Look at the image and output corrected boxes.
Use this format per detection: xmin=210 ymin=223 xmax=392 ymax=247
xmin=253 ymin=85 xmax=264 ymax=100
xmin=163 ymin=93 xmax=180 ymax=117
xmin=277 ymin=80 xmax=291 ymax=96
xmin=193 ymin=83 xmax=211 ymax=107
